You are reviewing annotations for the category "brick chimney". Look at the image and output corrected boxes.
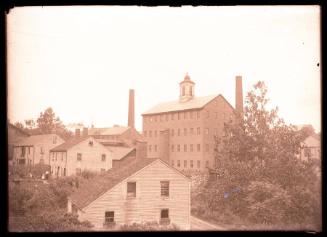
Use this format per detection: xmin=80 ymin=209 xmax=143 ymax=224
xmin=136 ymin=140 xmax=147 ymax=160
xmin=82 ymin=127 xmax=88 ymax=137
xmin=75 ymin=128 xmax=80 ymax=137
xmin=128 ymin=89 xmax=135 ymax=129
xmin=235 ymin=76 xmax=243 ymax=114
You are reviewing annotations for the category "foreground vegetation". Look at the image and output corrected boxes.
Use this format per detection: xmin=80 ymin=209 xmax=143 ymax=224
xmin=8 ymin=166 xmax=95 ymax=232
xmin=8 ymin=166 xmax=181 ymax=231
xmin=192 ymin=81 xmax=321 ymax=231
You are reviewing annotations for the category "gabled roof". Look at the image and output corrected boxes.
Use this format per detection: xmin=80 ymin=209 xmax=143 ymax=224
xmin=88 ymin=126 xmax=130 ymax=136
xmin=70 ymin=158 xmax=157 ymax=209
xmin=142 ymin=94 xmax=234 ymax=115
xmin=107 ymin=146 xmax=135 ymax=160
xmin=8 ymin=123 xmax=30 ymax=136
xmin=14 ymin=134 xmax=60 ymax=146
xmin=50 ymin=136 xmax=91 ymax=152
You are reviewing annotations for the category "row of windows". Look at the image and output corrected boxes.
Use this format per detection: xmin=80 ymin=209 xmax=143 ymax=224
xmin=21 ymin=146 xmax=44 ymax=156
xmin=51 ymin=153 xmax=107 ymax=162
xmin=148 ymin=143 xmax=211 ymax=152
xmin=104 ymin=209 xmax=170 ymax=225
xmin=76 ymin=153 xmax=107 ymax=162
xmin=144 ymin=127 xmax=220 ymax=137
xmin=126 ymin=181 xmax=170 ymax=198
xmin=145 ymin=111 xmax=200 ymax=123
xmin=144 ymin=110 xmax=228 ymax=123
xmin=171 ymin=159 xmax=209 ymax=168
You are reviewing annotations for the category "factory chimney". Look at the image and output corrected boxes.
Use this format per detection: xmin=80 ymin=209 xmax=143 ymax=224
xmin=128 ymin=89 xmax=135 ymax=128
xmin=235 ymin=76 xmax=243 ymax=115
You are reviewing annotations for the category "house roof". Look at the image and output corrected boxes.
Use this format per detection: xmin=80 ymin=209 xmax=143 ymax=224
xmin=70 ymin=158 xmax=158 ymax=209
xmin=106 ymin=146 xmax=135 ymax=160
xmin=142 ymin=94 xmax=234 ymax=115
xmin=8 ymin=123 xmax=30 ymax=136
xmin=50 ymin=136 xmax=91 ymax=152
xmin=88 ymin=126 xmax=130 ymax=136
xmin=14 ymin=134 xmax=59 ymax=146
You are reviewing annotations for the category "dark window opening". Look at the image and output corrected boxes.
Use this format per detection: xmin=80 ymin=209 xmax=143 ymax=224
xmin=160 ymin=209 xmax=170 ymax=225
xmin=127 ymin=182 xmax=136 ymax=198
xmin=104 ymin=211 xmax=115 ymax=227
xmin=161 ymin=181 xmax=169 ymax=197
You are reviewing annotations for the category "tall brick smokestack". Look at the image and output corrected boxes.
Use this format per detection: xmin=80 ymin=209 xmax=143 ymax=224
xmin=128 ymin=89 xmax=135 ymax=128
xmin=235 ymin=76 xmax=243 ymax=114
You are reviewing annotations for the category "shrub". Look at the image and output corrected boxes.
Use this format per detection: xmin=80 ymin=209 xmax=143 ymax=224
xmin=120 ymin=221 xmax=180 ymax=231
xmin=80 ymin=169 xmax=97 ymax=179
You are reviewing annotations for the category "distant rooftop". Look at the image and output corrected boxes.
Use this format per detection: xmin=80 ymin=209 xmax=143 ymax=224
xmin=50 ymin=136 xmax=90 ymax=152
xmin=142 ymin=94 xmax=234 ymax=115
xmin=88 ymin=126 xmax=130 ymax=136
xmin=14 ymin=134 xmax=60 ymax=146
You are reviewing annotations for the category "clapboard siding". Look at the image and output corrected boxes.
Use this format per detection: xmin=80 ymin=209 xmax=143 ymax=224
xmin=67 ymin=137 xmax=113 ymax=176
xmin=78 ymin=159 xmax=191 ymax=230
xmin=50 ymin=137 xmax=113 ymax=177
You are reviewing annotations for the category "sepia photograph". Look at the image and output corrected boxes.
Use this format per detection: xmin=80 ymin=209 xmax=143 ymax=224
xmin=6 ymin=5 xmax=321 ymax=232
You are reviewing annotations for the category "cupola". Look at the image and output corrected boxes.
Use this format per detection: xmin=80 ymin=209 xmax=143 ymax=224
xmin=179 ymin=73 xmax=195 ymax=102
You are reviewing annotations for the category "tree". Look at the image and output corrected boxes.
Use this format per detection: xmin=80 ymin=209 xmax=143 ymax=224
xmin=14 ymin=122 xmax=25 ymax=130
xmin=36 ymin=107 xmax=73 ymax=140
xmin=198 ymin=81 xmax=321 ymax=230
xmin=24 ymin=119 xmax=36 ymax=130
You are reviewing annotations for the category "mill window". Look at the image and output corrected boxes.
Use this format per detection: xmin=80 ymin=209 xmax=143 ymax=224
xmin=184 ymin=144 xmax=187 ymax=152
xmin=197 ymin=144 xmax=201 ymax=152
xmin=127 ymin=182 xmax=136 ymax=198
xmin=105 ymin=211 xmax=115 ymax=224
xmin=101 ymin=154 xmax=106 ymax=162
xmin=77 ymin=153 xmax=82 ymax=161
xmin=190 ymin=144 xmax=193 ymax=152
xmin=190 ymin=160 xmax=194 ymax=168
xmin=160 ymin=181 xmax=169 ymax=197
xmin=184 ymin=160 xmax=187 ymax=168
xmin=197 ymin=160 xmax=201 ymax=168
xmin=177 ymin=160 xmax=180 ymax=167
xmin=206 ymin=144 xmax=209 ymax=152
xmin=160 ymin=209 xmax=170 ymax=225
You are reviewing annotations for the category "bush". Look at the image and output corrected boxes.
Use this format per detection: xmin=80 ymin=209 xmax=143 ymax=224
xmin=120 ymin=221 xmax=180 ymax=231
xmin=80 ymin=169 xmax=97 ymax=179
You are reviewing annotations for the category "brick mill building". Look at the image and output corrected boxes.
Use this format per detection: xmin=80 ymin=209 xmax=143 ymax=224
xmin=142 ymin=74 xmax=243 ymax=172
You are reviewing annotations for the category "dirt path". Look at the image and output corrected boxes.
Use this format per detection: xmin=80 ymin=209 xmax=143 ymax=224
xmin=190 ymin=215 xmax=225 ymax=230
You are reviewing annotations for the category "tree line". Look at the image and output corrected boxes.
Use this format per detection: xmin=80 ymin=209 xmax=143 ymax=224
xmin=13 ymin=107 xmax=74 ymax=140
xmin=192 ymin=81 xmax=321 ymax=231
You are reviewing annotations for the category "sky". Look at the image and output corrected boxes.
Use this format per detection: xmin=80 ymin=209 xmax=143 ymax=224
xmin=7 ymin=6 xmax=321 ymax=132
